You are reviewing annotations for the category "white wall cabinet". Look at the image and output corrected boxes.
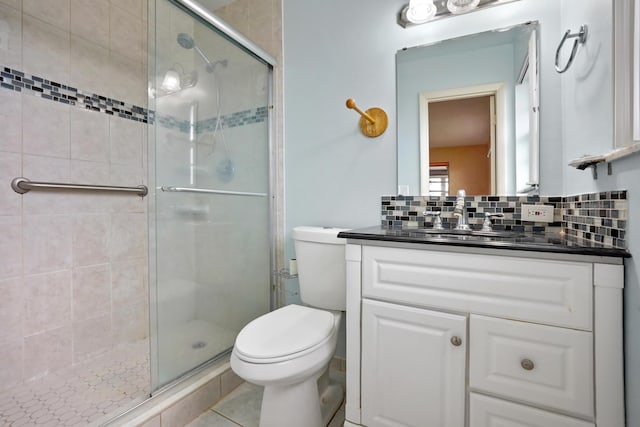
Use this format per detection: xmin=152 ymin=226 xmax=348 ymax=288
xmin=344 ymin=243 xmax=624 ymax=427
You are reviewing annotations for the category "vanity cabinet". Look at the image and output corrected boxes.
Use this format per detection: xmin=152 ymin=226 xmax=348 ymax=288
xmin=344 ymin=243 xmax=625 ymax=427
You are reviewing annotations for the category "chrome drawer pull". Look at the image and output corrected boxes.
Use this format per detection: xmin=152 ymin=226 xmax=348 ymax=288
xmin=450 ymin=336 xmax=462 ymax=347
xmin=521 ymin=358 xmax=535 ymax=371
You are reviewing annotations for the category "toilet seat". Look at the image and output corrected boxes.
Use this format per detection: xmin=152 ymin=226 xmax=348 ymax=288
xmin=234 ymin=304 xmax=338 ymax=364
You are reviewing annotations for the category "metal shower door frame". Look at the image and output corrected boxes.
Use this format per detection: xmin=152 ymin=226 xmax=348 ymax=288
xmin=148 ymin=0 xmax=278 ymax=393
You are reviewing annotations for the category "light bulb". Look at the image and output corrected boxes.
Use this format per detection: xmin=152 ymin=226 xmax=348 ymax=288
xmin=405 ymin=0 xmax=437 ymax=24
xmin=446 ymin=0 xmax=480 ymax=14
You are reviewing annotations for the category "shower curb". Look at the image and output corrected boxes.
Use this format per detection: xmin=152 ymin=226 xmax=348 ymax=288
xmin=106 ymin=361 xmax=237 ymax=427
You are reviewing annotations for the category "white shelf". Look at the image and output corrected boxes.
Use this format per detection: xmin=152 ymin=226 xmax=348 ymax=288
xmin=568 ymin=143 xmax=640 ymax=177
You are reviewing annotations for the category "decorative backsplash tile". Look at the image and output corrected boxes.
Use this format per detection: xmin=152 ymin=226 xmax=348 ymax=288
xmin=381 ymin=195 xmax=561 ymax=232
xmin=562 ymin=191 xmax=627 ymax=248
xmin=381 ymin=190 xmax=628 ymax=249
xmin=0 ymin=65 xmax=268 ymax=132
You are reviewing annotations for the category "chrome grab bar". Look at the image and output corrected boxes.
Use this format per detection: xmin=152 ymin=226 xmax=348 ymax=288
xmin=11 ymin=177 xmax=148 ymax=197
xmin=161 ymin=186 xmax=267 ymax=197
xmin=555 ymin=25 xmax=588 ymax=74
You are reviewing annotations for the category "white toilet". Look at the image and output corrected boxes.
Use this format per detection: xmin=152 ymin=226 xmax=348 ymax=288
xmin=230 ymin=226 xmax=347 ymax=427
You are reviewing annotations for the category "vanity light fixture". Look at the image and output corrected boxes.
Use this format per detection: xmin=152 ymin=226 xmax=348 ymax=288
xmin=398 ymin=0 xmax=521 ymax=28
xmin=446 ymin=0 xmax=480 ymax=14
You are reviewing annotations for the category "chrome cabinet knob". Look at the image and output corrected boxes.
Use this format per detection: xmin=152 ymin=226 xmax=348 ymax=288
xmin=521 ymin=358 xmax=535 ymax=371
xmin=450 ymin=336 xmax=462 ymax=347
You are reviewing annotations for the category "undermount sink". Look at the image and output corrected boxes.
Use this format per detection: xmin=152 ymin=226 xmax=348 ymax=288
xmin=410 ymin=228 xmax=526 ymax=239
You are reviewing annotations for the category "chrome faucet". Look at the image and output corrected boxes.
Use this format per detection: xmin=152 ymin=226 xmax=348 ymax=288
xmin=482 ymin=212 xmax=504 ymax=231
xmin=423 ymin=211 xmax=444 ymax=230
xmin=453 ymin=189 xmax=471 ymax=230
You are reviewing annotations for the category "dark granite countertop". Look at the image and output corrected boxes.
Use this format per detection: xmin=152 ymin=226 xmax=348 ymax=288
xmin=338 ymin=226 xmax=631 ymax=258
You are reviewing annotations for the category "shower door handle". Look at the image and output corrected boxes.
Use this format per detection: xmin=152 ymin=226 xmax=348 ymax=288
xmin=161 ymin=186 xmax=267 ymax=197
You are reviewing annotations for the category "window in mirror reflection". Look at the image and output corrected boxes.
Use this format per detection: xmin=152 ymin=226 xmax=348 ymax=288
xmin=428 ymin=163 xmax=450 ymax=196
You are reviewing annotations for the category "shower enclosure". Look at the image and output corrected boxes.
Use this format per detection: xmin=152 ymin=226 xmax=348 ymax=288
xmin=149 ymin=0 xmax=275 ymax=389
xmin=0 ymin=0 xmax=275 ymax=425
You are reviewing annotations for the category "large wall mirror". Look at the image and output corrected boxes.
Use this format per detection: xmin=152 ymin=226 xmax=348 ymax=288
xmin=397 ymin=22 xmax=540 ymax=196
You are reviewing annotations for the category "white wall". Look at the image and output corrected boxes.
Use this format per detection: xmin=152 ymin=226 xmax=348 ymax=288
xmin=560 ymin=0 xmax=614 ymax=192
xmin=558 ymin=1 xmax=640 ymax=425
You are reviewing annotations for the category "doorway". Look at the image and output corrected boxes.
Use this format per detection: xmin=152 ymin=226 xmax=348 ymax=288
xmin=419 ymin=83 xmax=505 ymax=195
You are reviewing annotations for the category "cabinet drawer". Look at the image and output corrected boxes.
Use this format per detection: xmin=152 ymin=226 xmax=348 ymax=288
xmin=469 ymin=315 xmax=593 ymax=418
xmin=470 ymin=393 xmax=595 ymax=427
xmin=362 ymin=246 xmax=592 ymax=330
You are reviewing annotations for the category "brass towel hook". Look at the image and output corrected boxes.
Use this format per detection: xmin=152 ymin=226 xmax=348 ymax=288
xmin=346 ymin=98 xmax=388 ymax=138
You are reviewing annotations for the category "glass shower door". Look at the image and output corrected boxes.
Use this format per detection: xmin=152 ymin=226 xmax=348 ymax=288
xmin=150 ymin=0 xmax=272 ymax=389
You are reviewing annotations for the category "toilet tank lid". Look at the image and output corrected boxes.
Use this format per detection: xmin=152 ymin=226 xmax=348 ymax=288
xmin=235 ymin=304 xmax=336 ymax=360
xmin=292 ymin=226 xmax=349 ymax=244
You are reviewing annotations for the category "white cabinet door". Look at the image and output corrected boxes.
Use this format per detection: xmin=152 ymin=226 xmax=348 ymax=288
xmin=361 ymin=299 xmax=467 ymax=427
xmin=470 ymin=393 xmax=595 ymax=427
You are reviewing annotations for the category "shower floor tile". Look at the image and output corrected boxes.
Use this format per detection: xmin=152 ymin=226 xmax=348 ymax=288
xmin=188 ymin=370 xmax=346 ymax=427
xmin=0 ymin=339 xmax=150 ymax=427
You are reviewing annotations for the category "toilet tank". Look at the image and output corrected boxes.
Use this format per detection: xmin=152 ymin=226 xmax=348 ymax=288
xmin=292 ymin=226 xmax=347 ymax=311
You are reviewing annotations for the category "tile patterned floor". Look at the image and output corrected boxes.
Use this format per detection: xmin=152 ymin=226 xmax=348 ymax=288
xmin=188 ymin=372 xmax=346 ymax=427
xmin=0 ymin=340 xmax=150 ymax=426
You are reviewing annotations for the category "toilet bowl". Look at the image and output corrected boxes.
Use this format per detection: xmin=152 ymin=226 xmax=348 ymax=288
xmin=230 ymin=226 xmax=347 ymax=427
xmin=231 ymin=305 xmax=342 ymax=427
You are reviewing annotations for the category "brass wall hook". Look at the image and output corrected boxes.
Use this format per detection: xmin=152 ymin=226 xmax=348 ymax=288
xmin=346 ymin=98 xmax=388 ymax=138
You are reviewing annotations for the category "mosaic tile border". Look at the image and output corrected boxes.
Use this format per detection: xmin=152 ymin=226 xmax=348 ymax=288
xmin=381 ymin=190 xmax=628 ymax=249
xmin=198 ymin=106 xmax=269 ymax=131
xmin=0 ymin=66 xmax=269 ymax=132
xmin=156 ymin=106 xmax=268 ymax=133
xmin=1 ymin=66 xmax=151 ymax=123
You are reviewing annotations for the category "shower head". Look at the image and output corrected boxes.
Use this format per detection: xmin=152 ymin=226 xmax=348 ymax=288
xmin=176 ymin=33 xmax=227 ymax=73
xmin=177 ymin=33 xmax=195 ymax=49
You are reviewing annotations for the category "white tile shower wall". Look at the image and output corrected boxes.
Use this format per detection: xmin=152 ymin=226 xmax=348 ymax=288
xmin=0 ymin=0 xmax=148 ymax=392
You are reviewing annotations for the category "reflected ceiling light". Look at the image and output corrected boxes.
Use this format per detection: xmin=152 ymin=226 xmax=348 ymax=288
xmin=161 ymin=70 xmax=182 ymax=92
xmin=447 ymin=0 xmax=480 ymax=14
xmin=153 ymin=65 xmax=198 ymax=98
xmin=401 ymin=0 xmax=437 ymax=24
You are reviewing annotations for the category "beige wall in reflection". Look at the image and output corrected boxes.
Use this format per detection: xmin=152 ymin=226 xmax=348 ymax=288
xmin=430 ymin=144 xmax=491 ymax=195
